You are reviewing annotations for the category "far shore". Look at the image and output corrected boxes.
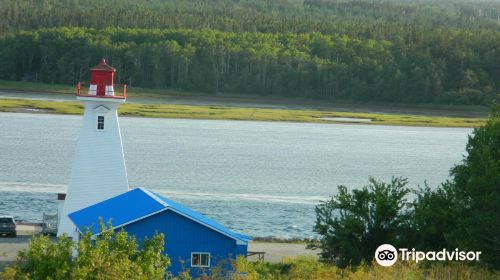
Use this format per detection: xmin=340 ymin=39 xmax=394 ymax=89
xmin=0 ymin=97 xmax=486 ymax=128
xmin=0 ymin=80 xmax=490 ymax=117
xmin=0 ymin=80 xmax=488 ymax=128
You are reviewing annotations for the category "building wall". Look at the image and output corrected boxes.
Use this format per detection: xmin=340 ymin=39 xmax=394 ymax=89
xmin=123 ymin=210 xmax=247 ymax=276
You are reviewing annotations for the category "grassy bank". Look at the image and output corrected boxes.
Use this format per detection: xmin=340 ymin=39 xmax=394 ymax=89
xmin=230 ymin=256 xmax=500 ymax=280
xmin=3 ymin=256 xmax=498 ymax=280
xmin=0 ymin=98 xmax=485 ymax=127
xmin=0 ymin=80 xmax=491 ymax=114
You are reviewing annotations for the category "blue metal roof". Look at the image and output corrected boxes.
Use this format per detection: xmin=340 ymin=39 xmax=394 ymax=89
xmin=68 ymin=188 xmax=251 ymax=243
xmin=149 ymin=190 xmax=251 ymax=242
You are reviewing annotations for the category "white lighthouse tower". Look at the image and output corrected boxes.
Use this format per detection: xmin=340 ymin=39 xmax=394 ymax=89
xmin=58 ymin=59 xmax=129 ymax=236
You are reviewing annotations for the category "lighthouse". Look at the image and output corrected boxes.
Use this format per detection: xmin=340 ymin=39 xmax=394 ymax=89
xmin=58 ymin=59 xmax=129 ymax=236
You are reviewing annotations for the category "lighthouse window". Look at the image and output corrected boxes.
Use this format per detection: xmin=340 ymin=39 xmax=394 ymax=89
xmin=97 ymin=116 xmax=105 ymax=130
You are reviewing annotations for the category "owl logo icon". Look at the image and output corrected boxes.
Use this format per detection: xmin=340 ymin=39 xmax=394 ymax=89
xmin=375 ymin=244 xmax=398 ymax=266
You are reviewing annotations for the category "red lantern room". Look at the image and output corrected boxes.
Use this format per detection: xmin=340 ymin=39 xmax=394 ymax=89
xmin=77 ymin=58 xmax=126 ymax=99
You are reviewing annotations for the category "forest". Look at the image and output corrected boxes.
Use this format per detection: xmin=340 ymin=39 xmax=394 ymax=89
xmin=0 ymin=0 xmax=499 ymax=105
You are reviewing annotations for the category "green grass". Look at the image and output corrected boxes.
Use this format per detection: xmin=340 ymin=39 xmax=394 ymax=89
xmin=0 ymin=98 xmax=486 ymax=127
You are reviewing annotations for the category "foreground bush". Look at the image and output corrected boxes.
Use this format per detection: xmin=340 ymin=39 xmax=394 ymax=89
xmin=407 ymin=183 xmax=455 ymax=253
xmin=311 ymin=106 xmax=500 ymax=269
xmin=448 ymin=105 xmax=500 ymax=269
xmin=310 ymin=177 xmax=412 ymax=267
xmin=1 ymin=225 xmax=169 ymax=280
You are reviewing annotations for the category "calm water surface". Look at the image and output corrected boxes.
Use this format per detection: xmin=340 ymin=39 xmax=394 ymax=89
xmin=0 ymin=112 xmax=472 ymax=238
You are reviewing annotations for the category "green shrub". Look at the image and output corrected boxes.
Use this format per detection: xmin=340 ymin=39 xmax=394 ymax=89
xmin=448 ymin=104 xmax=500 ymax=269
xmin=310 ymin=177 xmax=412 ymax=268
xmin=310 ymin=105 xmax=500 ymax=270
xmin=1 ymin=222 xmax=170 ymax=280
xmin=407 ymin=183 xmax=455 ymax=251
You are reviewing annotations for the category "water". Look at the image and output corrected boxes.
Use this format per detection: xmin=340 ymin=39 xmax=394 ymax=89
xmin=0 ymin=112 xmax=472 ymax=239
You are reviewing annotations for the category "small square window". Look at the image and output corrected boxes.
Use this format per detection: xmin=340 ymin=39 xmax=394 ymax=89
xmin=97 ymin=116 xmax=105 ymax=130
xmin=191 ymin=252 xmax=210 ymax=267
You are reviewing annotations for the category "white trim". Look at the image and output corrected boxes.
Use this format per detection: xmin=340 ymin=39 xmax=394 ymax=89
xmin=140 ymin=188 xmax=170 ymax=207
xmin=191 ymin=252 xmax=211 ymax=268
xmin=72 ymin=189 xmax=249 ymax=243
xmin=76 ymin=96 xmax=126 ymax=103
xmin=72 ymin=228 xmax=80 ymax=257
xmin=166 ymin=207 xmax=247 ymax=243
xmin=236 ymin=239 xmax=246 ymax=245
xmin=88 ymin=84 xmax=97 ymax=95
xmin=73 ymin=208 xmax=168 ymax=237
xmin=96 ymin=115 xmax=106 ymax=131
xmin=76 ymin=206 xmax=249 ymax=243
xmin=105 ymin=85 xmax=115 ymax=96
xmin=93 ymin=105 xmax=110 ymax=114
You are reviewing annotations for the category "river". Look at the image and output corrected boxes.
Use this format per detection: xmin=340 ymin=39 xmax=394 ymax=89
xmin=0 ymin=112 xmax=472 ymax=238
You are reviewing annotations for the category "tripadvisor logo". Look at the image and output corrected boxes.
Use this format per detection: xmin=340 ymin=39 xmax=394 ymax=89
xmin=375 ymin=244 xmax=398 ymax=267
xmin=374 ymin=244 xmax=482 ymax=267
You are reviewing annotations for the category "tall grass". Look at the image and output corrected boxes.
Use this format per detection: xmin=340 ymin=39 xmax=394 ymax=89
xmin=219 ymin=256 xmax=498 ymax=280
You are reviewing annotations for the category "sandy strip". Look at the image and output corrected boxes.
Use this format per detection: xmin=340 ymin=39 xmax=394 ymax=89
xmin=247 ymin=242 xmax=318 ymax=263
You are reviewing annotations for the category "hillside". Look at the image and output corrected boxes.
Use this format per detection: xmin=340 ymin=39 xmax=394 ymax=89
xmin=0 ymin=0 xmax=499 ymax=105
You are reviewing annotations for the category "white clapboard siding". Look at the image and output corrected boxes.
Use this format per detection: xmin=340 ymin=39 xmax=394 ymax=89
xmin=58 ymin=97 xmax=129 ymax=236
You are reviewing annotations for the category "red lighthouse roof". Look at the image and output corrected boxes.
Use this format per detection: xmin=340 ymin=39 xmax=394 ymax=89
xmin=90 ymin=58 xmax=116 ymax=72
xmin=76 ymin=58 xmax=126 ymax=100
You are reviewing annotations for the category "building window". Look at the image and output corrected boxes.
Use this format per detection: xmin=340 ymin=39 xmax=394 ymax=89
xmin=97 ymin=115 xmax=105 ymax=130
xmin=191 ymin=252 xmax=210 ymax=267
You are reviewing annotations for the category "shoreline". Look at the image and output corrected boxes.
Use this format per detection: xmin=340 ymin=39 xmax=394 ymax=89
xmin=0 ymin=98 xmax=485 ymax=128
xmin=0 ymin=80 xmax=490 ymax=117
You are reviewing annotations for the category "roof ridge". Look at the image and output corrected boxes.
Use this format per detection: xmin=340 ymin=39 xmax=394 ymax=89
xmin=138 ymin=187 xmax=169 ymax=208
xmin=148 ymin=190 xmax=251 ymax=242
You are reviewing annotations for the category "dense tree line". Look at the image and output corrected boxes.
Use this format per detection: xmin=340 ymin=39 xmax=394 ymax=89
xmin=1 ymin=27 xmax=499 ymax=104
xmin=0 ymin=0 xmax=500 ymax=104
xmin=1 ymin=0 xmax=500 ymax=34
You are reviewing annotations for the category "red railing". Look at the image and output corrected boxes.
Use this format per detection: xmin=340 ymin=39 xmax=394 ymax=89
xmin=76 ymin=82 xmax=127 ymax=99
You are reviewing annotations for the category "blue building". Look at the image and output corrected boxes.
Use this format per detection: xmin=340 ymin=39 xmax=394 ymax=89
xmin=68 ymin=187 xmax=250 ymax=276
